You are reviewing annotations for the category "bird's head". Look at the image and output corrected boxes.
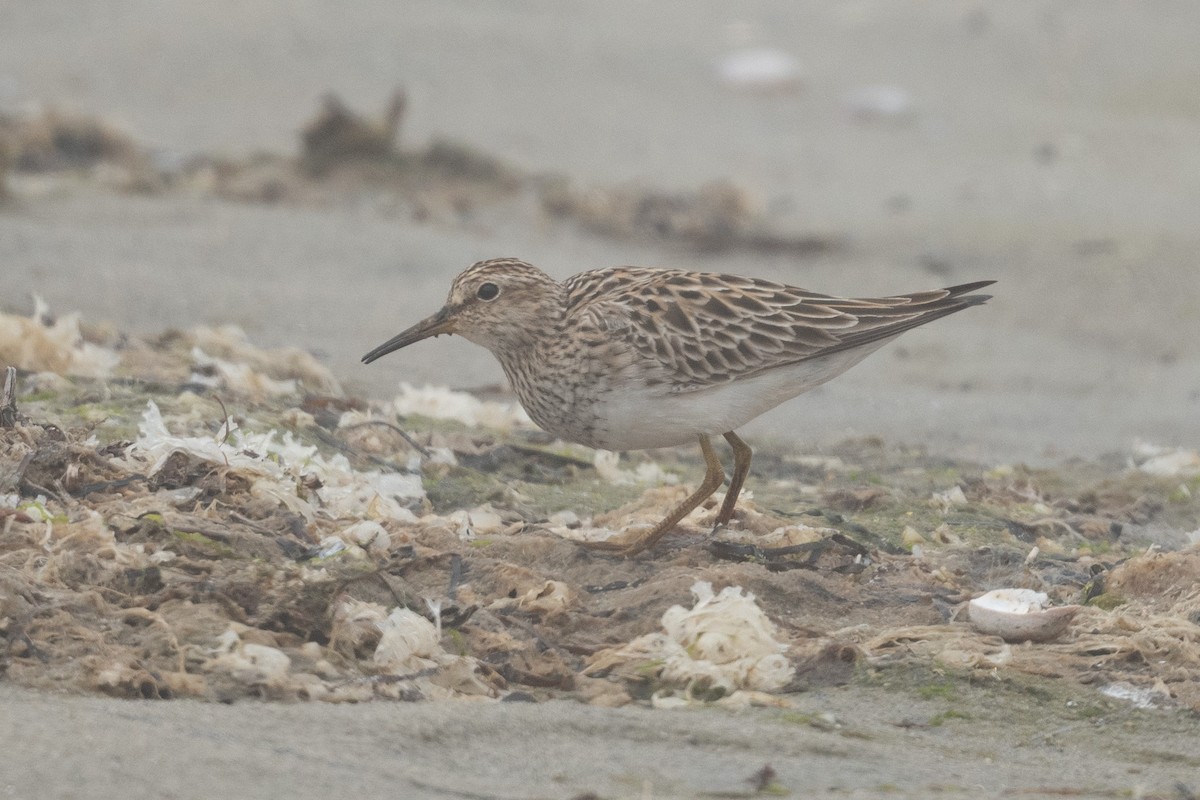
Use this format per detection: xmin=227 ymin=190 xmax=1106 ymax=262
xmin=361 ymin=258 xmax=563 ymax=364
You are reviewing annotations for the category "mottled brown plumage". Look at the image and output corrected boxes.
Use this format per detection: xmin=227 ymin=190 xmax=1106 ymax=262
xmin=364 ymin=258 xmax=993 ymax=554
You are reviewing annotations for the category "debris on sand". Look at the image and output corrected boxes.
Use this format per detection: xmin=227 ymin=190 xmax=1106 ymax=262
xmin=185 ymin=324 xmax=342 ymax=399
xmin=591 ymin=450 xmax=679 ymax=487
xmin=301 ymin=89 xmax=406 ymax=173
xmin=967 ymin=588 xmax=1080 ymax=642
xmin=538 ymin=176 xmax=841 ymax=255
xmin=1131 ymin=440 xmax=1200 ymax=478
xmin=122 ymin=399 xmax=425 ymax=520
xmin=0 ymin=96 xmax=840 ymax=258
xmin=2 ymin=108 xmax=140 ymax=172
xmin=0 ymin=297 xmax=120 ymax=378
xmin=0 ymin=298 xmax=341 ymax=397
xmin=2 ymin=307 xmax=1200 ymax=711
xmin=585 ymin=581 xmax=795 ymax=705
xmin=0 ymin=107 xmax=161 ymax=192
xmin=330 ymin=599 xmax=499 ymax=700
xmin=388 ymin=383 xmax=531 ymax=430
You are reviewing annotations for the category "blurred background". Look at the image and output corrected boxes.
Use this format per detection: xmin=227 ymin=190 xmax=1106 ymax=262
xmin=2 ymin=0 xmax=1198 ymax=462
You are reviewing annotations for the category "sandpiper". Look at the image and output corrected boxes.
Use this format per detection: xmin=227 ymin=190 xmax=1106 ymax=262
xmin=364 ymin=258 xmax=993 ymax=555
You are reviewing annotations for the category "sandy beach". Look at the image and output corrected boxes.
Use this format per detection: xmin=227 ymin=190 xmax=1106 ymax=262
xmin=2 ymin=2 xmax=1200 ymax=798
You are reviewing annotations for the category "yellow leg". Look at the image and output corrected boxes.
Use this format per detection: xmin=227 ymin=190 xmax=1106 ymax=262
xmin=715 ymin=431 xmax=752 ymax=526
xmin=583 ymin=434 xmax=726 ymax=556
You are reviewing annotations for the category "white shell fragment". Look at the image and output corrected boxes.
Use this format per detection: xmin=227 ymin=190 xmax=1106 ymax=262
xmin=715 ymin=48 xmax=805 ymax=92
xmin=968 ymin=589 xmax=1080 ymax=643
xmin=1131 ymin=440 xmax=1200 ymax=477
xmin=210 ymin=629 xmax=293 ymax=688
xmin=389 ymin=382 xmax=531 ymax=430
xmin=373 ymin=608 xmax=442 ymax=670
xmin=843 ymin=85 xmax=913 ymax=120
xmin=592 ymin=450 xmax=679 ymax=486
xmin=341 ymin=520 xmax=391 ymax=554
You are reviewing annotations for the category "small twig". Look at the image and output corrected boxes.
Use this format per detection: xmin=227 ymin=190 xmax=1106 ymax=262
xmin=11 ymin=451 xmax=35 ymax=488
xmin=228 ymin=511 xmax=279 ymax=535
xmin=52 ymin=479 xmax=78 ymax=509
xmin=446 ymin=553 xmax=463 ymax=601
xmin=211 ymin=394 xmax=233 ymax=444
xmin=1 ymin=366 xmax=18 ymax=428
xmin=310 ymin=427 xmax=413 ymax=473
xmin=74 ymin=474 xmax=148 ymax=495
xmin=21 ymin=479 xmax=73 ymax=508
xmin=342 ymin=420 xmax=431 ymax=458
xmin=404 ymin=777 xmax=526 ymax=800
xmin=506 ymin=442 xmax=594 ymax=469
xmin=583 ymin=578 xmax=646 ymax=593
xmin=371 ymin=570 xmax=410 ymax=608
xmin=1030 ymin=721 xmax=1087 ymax=744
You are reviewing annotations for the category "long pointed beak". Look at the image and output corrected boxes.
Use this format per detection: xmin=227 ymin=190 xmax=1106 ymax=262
xmin=361 ymin=305 xmax=457 ymax=364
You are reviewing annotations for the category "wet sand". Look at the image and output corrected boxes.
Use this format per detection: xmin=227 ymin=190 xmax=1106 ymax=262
xmin=5 ymin=677 xmax=1200 ymax=799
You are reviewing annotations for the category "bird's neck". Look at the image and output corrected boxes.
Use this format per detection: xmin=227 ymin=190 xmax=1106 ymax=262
xmin=490 ymin=314 xmax=584 ymax=437
xmin=490 ymin=313 xmax=563 ymax=387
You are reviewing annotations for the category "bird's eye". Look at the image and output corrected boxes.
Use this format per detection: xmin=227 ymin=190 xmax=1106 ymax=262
xmin=476 ymin=282 xmax=500 ymax=301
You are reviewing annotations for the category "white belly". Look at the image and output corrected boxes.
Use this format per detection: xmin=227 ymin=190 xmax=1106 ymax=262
xmin=587 ymin=342 xmax=892 ymax=450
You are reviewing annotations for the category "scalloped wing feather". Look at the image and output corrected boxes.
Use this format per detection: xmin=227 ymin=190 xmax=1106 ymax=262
xmin=564 ymin=268 xmax=993 ymax=393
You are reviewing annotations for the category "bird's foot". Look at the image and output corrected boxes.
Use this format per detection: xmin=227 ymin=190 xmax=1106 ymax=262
xmin=575 ymin=523 xmax=664 ymax=557
xmin=709 ymin=513 xmax=747 ymax=537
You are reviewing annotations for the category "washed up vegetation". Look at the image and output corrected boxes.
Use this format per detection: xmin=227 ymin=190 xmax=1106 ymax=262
xmin=2 ymin=300 xmax=1200 ymax=712
xmin=0 ymin=95 xmax=839 ymax=256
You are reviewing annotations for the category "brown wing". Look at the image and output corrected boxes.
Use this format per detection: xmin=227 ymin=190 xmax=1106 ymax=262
xmin=564 ymin=268 xmax=994 ymax=391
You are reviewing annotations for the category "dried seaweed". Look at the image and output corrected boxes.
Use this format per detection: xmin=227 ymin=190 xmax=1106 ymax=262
xmin=2 ymin=305 xmax=1199 ymax=710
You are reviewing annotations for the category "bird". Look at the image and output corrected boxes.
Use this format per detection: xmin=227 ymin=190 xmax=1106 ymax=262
xmin=363 ymin=258 xmax=993 ymax=555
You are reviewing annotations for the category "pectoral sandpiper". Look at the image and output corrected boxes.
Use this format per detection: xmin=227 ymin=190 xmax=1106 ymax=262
xmin=363 ymin=258 xmax=993 ymax=555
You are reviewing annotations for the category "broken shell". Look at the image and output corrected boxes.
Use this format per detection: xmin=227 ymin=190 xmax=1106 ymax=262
xmin=968 ymin=589 xmax=1080 ymax=643
xmin=715 ymin=48 xmax=806 ymax=92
